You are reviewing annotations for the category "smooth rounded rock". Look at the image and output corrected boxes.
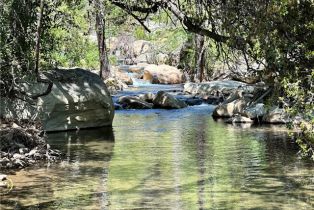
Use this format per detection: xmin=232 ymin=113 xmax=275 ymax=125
xmin=0 ymin=68 xmax=115 ymax=131
xmin=153 ymin=91 xmax=187 ymax=109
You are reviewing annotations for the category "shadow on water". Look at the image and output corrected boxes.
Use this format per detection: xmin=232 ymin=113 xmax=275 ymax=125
xmin=0 ymin=127 xmax=115 ymax=210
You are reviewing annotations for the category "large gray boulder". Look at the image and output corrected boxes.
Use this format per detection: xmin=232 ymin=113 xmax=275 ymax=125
xmin=0 ymin=68 xmax=115 ymax=131
xmin=153 ymin=91 xmax=187 ymax=109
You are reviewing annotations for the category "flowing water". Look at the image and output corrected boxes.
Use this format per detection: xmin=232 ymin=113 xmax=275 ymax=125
xmin=1 ymin=85 xmax=314 ymax=210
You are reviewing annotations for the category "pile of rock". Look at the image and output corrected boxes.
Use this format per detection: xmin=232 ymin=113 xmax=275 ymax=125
xmin=0 ymin=121 xmax=62 ymax=170
xmin=0 ymin=145 xmax=61 ymax=169
xmin=212 ymin=92 xmax=289 ymax=124
xmin=184 ymin=80 xmax=289 ymax=125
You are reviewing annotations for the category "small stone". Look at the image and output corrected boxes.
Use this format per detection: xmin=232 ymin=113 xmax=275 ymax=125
xmin=0 ymin=181 xmax=7 ymax=187
xmin=13 ymin=153 xmax=23 ymax=159
xmin=0 ymin=152 xmax=8 ymax=157
xmin=34 ymin=153 xmax=43 ymax=160
xmin=14 ymin=159 xmax=24 ymax=167
xmin=0 ymin=174 xmax=7 ymax=181
xmin=19 ymin=147 xmax=29 ymax=154
xmin=27 ymin=149 xmax=38 ymax=157
xmin=28 ymin=159 xmax=35 ymax=164
xmin=12 ymin=123 xmax=20 ymax=128
xmin=0 ymin=157 xmax=9 ymax=163
xmin=6 ymin=162 xmax=13 ymax=168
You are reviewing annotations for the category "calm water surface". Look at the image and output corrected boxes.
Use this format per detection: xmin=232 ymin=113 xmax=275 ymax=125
xmin=1 ymin=98 xmax=314 ymax=209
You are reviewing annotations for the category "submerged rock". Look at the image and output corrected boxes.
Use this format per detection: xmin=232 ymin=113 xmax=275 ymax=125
xmin=1 ymin=68 xmax=115 ymax=131
xmin=183 ymin=98 xmax=203 ymax=106
xmin=153 ymin=91 xmax=187 ymax=109
xmin=225 ymin=115 xmax=253 ymax=124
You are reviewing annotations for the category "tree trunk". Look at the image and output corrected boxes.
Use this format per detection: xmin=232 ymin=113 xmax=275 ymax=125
xmin=31 ymin=0 xmax=53 ymax=99
xmin=194 ymin=0 xmax=205 ymax=82
xmin=194 ymin=34 xmax=205 ymax=82
xmin=93 ymin=0 xmax=110 ymax=79
xmin=35 ymin=0 xmax=44 ymax=75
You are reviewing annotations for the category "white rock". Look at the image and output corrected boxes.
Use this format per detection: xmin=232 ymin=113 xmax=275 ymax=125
xmin=0 ymin=174 xmax=7 ymax=181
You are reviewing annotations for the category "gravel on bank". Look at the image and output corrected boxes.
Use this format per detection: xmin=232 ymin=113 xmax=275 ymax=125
xmin=0 ymin=119 xmax=62 ymax=170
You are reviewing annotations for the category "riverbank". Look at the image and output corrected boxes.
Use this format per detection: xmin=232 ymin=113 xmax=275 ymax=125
xmin=0 ymin=119 xmax=62 ymax=170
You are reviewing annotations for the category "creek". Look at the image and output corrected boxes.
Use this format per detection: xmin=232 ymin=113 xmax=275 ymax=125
xmin=1 ymin=84 xmax=313 ymax=209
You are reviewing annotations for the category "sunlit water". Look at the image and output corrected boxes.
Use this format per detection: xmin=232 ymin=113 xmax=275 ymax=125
xmin=1 ymin=86 xmax=314 ymax=209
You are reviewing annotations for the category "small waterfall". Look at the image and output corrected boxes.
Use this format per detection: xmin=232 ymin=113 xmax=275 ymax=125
xmin=131 ymin=77 xmax=151 ymax=87
xmin=118 ymin=64 xmax=152 ymax=87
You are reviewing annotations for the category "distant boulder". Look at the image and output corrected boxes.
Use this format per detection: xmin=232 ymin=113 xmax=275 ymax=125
xmin=143 ymin=64 xmax=185 ymax=84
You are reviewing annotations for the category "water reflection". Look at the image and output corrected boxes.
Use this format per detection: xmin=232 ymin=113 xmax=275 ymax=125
xmin=1 ymin=105 xmax=314 ymax=209
xmin=0 ymin=127 xmax=115 ymax=210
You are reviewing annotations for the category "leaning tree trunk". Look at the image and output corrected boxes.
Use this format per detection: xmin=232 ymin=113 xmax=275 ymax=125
xmin=32 ymin=0 xmax=53 ymax=99
xmin=93 ymin=0 xmax=110 ymax=80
